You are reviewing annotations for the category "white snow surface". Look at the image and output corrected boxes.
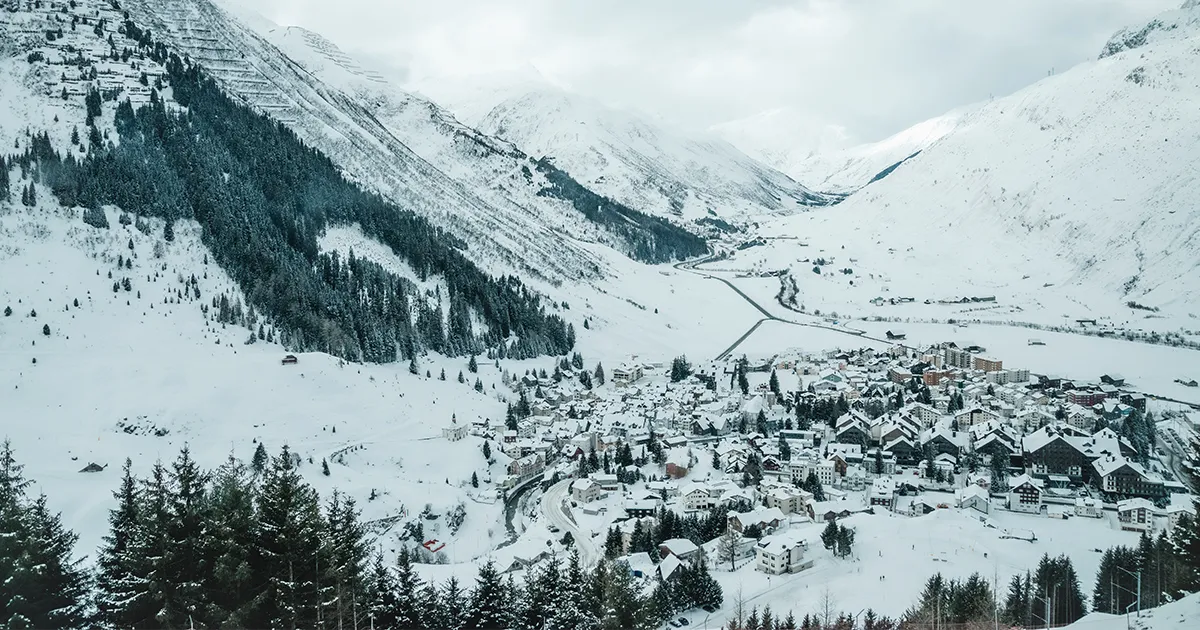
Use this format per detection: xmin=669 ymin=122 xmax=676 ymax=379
xmin=734 ymin=0 xmax=1200 ymax=324
xmin=472 ymin=87 xmax=838 ymax=225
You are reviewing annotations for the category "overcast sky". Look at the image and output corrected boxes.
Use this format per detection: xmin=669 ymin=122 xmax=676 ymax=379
xmin=241 ymin=0 xmax=1177 ymax=144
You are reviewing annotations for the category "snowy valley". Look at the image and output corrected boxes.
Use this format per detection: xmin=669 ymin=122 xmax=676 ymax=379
xmin=1 ymin=0 xmax=1200 ymax=629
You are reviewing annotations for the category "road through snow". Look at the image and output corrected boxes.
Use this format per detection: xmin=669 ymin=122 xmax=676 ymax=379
xmin=541 ymin=479 xmax=600 ymax=567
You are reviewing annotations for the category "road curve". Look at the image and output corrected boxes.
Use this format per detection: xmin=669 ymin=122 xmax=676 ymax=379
xmin=541 ymin=479 xmax=599 ymax=568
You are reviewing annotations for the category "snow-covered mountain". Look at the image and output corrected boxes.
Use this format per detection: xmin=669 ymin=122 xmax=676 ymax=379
xmin=104 ymin=0 xmax=712 ymax=282
xmin=785 ymin=104 xmax=978 ymax=194
xmin=747 ymin=0 xmax=1200 ymax=320
xmin=468 ymin=88 xmax=840 ymax=229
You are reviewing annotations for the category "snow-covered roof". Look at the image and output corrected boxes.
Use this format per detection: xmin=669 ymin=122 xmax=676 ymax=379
xmin=659 ymin=538 xmax=699 ymax=556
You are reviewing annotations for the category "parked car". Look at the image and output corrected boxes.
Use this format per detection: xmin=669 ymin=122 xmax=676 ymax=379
xmin=701 ymin=604 xmax=719 ymax=613
xmin=677 ymin=618 xmax=690 ymax=626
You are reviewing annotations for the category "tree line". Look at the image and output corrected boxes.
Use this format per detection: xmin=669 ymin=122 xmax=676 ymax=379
xmin=8 ymin=19 xmax=575 ymax=364
xmin=0 ymin=439 xmax=730 ymax=629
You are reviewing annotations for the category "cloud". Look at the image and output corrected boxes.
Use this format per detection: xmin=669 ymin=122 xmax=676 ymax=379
xmin=241 ymin=0 xmax=1178 ymax=143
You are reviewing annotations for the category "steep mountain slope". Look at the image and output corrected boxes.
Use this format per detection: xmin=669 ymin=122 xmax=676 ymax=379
xmin=110 ymin=0 xmax=701 ymax=280
xmin=472 ymin=88 xmax=840 ymax=230
xmin=786 ymin=104 xmax=978 ymax=194
xmin=743 ymin=0 xmax=1200 ymax=322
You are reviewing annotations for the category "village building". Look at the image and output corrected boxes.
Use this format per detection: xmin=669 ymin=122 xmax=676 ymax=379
xmin=755 ymin=533 xmax=813 ymax=575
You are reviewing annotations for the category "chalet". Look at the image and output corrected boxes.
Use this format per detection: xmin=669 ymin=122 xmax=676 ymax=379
xmin=1007 ymin=474 xmax=1043 ymax=514
xmin=1167 ymin=503 xmax=1196 ymax=531
xmin=755 ymin=533 xmax=813 ymax=575
xmin=883 ymin=436 xmax=920 ymax=466
xmin=763 ymin=485 xmax=814 ymax=517
xmin=886 ymin=330 xmax=907 ymax=340
xmin=728 ymin=507 xmax=786 ymax=534
xmin=920 ymin=426 xmax=966 ymax=459
xmin=624 ymin=500 xmax=659 ymax=519
xmin=834 ymin=411 xmax=871 ymax=446
xmin=281 ymin=354 xmax=299 ymax=365
xmin=1023 ymin=427 xmax=1088 ymax=481
xmin=869 ymin=478 xmax=896 ymax=510
xmin=658 ymin=538 xmax=700 ymax=564
xmin=1117 ymin=498 xmax=1154 ymax=532
xmin=956 ymin=485 xmax=990 ymax=514
xmin=589 ymin=473 xmax=620 ymax=491
xmin=612 ymin=363 xmax=644 ymax=387
xmin=1092 ymin=456 xmax=1166 ymax=499
xmin=571 ymin=478 xmax=603 ymax=503
xmin=954 ymin=406 xmax=1000 ymax=427
xmin=1074 ymin=497 xmax=1102 ymax=518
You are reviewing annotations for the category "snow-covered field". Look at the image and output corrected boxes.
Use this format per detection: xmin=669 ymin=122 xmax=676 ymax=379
xmin=703 ymin=506 xmax=1141 ymax=626
xmin=0 ymin=202 xmax=515 ymax=561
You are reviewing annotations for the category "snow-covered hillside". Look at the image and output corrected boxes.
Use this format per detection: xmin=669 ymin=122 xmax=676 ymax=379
xmin=0 ymin=198 xmax=514 ymax=561
xmin=471 ymin=87 xmax=840 ymax=228
xmin=84 ymin=0 xmax=705 ymax=282
xmin=786 ymin=104 xmax=977 ymax=194
xmin=741 ymin=0 xmax=1200 ymax=322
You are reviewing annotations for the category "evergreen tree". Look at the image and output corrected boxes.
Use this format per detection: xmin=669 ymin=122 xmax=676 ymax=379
xmin=251 ymin=441 xmax=268 ymax=474
xmin=323 ymin=492 xmax=369 ymax=630
xmin=0 ymin=441 xmax=89 ymax=629
xmin=394 ymin=547 xmax=424 ymax=630
xmin=95 ymin=458 xmax=147 ymax=627
xmin=206 ymin=454 xmax=258 ymax=627
xmin=1169 ymin=505 xmax=1200 ymax=595
xmin=469 ymin=354 xmax=478 ymax=373
xmin=600 ymin=561 xmax=643 ymax=630
xmin=365 ymin=553 xmax=402 ymax=630
xmin=250 ymin=446 xmax=327 ymax=630
xmin=738 ymin=364 xmax=750 ymax=395
xmin=670 ymin=356 xmax=692 ymax=382
xmin=161 ymin=446 xmax=211 ymax=627
xmin=769 ymin=369 xmax=780 ymax=396
xmin=467 ymin=559 xmax=509 ymax=629
xmin=440 ymin=368 xmax=446 ymax=380
xmin=440 ymin=576 xmax=467 ymax=630
xmin=594 ymin=362 xmax=606 ymax=386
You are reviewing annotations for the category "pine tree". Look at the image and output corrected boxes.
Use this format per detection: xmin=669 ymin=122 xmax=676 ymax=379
xmin=458 ymin=370 xmax=466 ymax=384
xmin=250 ymin=446 xmax=327 ymax=630
xmin=594 ymin=362 xmax=606 ymax=386
xmin=1170 ymin=503 xmax=1200 ymax=594
xmin=322 ymin=458 xmax=331 ymax=476
xmin=206 ymin=455 xmax=258 ymax=627
xmin=96 ymin=458 xmax=149 ymax=627
xmin=0 ymin=441 xmax=89 ymax=629
xmin=468 ymin=354 xmax=478 ymax=373
xmin=467 ymin=559 xmax=509 ymax=629
xmin=365 ymin=553 xmax=402 ymax=630
xmin=600 ymin=560 xmax=643 ymax=630
xmin=482 ymin=441 xmax=492 ymax=460
xmin=738 ymin=365 xmax=750 ymax=395
xmin=323 ymin=491 xmax=369 ymax=630
xmin=251 ymin=441 xmax=268 ymax=474
xmin=440 ymin=576 xmax=468 ymax=630
xmin=394 ymin=547 xmax=424 ymax=629
xmin=161 ymin=446 xmax=211 ymax=627
xmin=471 ymin=471 xmax=479 ymax=488
xmin=439 ymin=368 xmax=446 ymax=381
xmin=769 ymin=369 xmax=780 ymax=396
xmin=6 ymin=494 xmax=90 ymax=628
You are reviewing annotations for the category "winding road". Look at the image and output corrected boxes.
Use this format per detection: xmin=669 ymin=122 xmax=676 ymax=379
xmin=541 ymin=478 xmax=600 ymax=567
xmin=673 ymin=255 xmax=889 ymax=360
